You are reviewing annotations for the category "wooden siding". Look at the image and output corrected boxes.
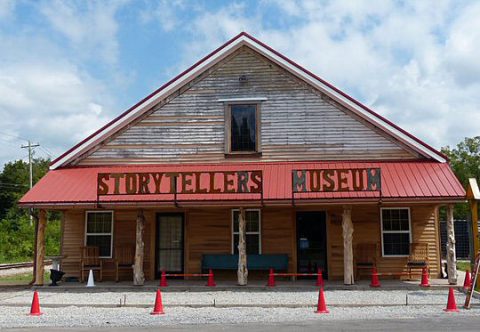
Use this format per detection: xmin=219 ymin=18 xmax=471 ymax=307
xmin=61 ymin=209 xmax=153 ymax=281
xmin=78 ymin=46 xmax=418 ymax=165
xmin=327 ymin=205 xmax=441 ymax=280
xmin=61 ymin=204 xmax=440 ymax=281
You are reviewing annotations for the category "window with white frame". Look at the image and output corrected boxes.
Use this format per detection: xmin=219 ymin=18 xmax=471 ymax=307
xmin=85 ymin=211 xmax=114 ymax=258
xmin=232 ymin=209 xmax=261 ymax=254
xmin=381 ymin=208 xmax=411 ymax=256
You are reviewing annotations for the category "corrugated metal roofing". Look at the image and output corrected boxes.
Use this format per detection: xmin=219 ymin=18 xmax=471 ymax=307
xmin=19 ymin=161 xmax=465 ymax=206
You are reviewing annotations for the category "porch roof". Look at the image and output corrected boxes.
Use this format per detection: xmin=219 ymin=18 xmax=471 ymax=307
xmin=19 ymin=161 xmax=465 ymax=207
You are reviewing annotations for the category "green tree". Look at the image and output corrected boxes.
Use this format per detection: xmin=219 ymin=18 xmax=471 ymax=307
xmin=441 ymin=136 xmax=480 ymax=219
xmin=0 ymin=158 xmax=60 ymax=263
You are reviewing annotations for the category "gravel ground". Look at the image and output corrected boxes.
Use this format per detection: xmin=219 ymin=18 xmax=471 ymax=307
xmin=0 ymin=304 xmax=478 ymax=328
xmin=0 ymin=289 xmax=468 ymax=307
xmin=0 ymin=289 xmax=476 ymax=328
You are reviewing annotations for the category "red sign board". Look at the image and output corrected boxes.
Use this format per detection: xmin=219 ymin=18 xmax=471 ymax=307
xmin=97 ymin=171 xmax=263 ymax=196
xmin=292 ymin=168 xmax=381 ymax=193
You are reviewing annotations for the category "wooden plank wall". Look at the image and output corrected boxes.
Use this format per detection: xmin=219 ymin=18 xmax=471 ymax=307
xmin=326 ymin=204 xmax=441 ymax=280
xmin=61 ymin=204 xmax=440 ymax=282
xmin=78 ymin=46 xmax=418 ymax=165
xmin=61 ymin=209 xmax=152 ymax=281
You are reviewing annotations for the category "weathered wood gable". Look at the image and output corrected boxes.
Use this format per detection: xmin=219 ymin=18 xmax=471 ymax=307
xmin=76 ymin=46 xmax=420 ymax=165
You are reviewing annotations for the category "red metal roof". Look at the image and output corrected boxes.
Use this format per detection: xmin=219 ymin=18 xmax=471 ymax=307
xmin=19 ymin=161 xmax=465 ymax=207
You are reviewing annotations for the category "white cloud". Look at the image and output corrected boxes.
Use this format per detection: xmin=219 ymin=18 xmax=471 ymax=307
xmin=39 ymin=0 xmax=125 ymax=65
xmin=140 ymin=0 xmax=186 ymax=32
xmin=0 ymin=0 xmax=15 ymax=19
xmin=175 ymin=0 xmax=479 ymax=150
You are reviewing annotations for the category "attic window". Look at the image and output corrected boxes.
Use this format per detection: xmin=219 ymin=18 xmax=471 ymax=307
xmin=225 ymin=103 xmax=261 ymax=155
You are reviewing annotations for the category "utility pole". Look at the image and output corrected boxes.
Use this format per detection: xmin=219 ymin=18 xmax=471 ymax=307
xmin=21 ymin=140 xmax=40 ymax=224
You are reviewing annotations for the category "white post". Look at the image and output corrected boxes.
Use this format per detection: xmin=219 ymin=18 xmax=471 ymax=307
xmin=237 ymin=207 xmax=248 ymax=286
xmin=446 ymin=204 xmax=457 ymax=284
xmin=342 ymin=206 xmax=354 ymax=285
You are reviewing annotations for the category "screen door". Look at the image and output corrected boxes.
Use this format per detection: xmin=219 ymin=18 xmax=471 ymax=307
xmin=156 ymin=213 xmax=184 ymax=277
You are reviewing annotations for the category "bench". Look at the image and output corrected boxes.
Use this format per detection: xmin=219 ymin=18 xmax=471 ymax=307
xmin=201 ymin=254 xmax=289 ymax=272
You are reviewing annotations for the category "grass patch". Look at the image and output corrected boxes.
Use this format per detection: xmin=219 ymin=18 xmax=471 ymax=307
xmin=457 ymin=261 xmax=472 ymax=272
xmin=0 ymin=271 xmax=50 ymax=285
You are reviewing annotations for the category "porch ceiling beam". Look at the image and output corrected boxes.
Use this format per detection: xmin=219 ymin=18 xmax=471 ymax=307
xmin=342 ymin=205 xmax=354 ymax=285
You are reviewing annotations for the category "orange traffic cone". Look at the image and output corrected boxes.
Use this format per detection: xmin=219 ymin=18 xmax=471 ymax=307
xmin=444 ymin=287 xmax=459 ymax=312
xmin=159 ymin=271 xmax=168 ymax=287
xmin=315 ymin=268 xmax=324 ymax=287
xmin=315 ymin=287 xmax=329 ymax=313
xmin=151 ymin=289 xmax=165 ymax=315
xmin=370 ymin=267 xmax=381 ymax=288
xmin=463 ymin=270 xmax=472 ymax=290
xmin=419 ymin=267 xmax=430 ymax=287
xmin=29 ymin=291 xmax=42 ymax=316
xmin=206 ymin=269 xmax=216 ymax=287
xmin=267 ymin=268 xmax=275 ymax=287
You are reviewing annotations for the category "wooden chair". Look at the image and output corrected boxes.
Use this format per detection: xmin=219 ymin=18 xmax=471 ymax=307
xmin=407 ymin=242 xmax=429 ymax=279
xmin=80 ymin=246 xmax=103 ymax=282
xmin=114 ymin=245 xmax=135 ymax=282
xmin=354 ymin=243 xmax=377 ymax=280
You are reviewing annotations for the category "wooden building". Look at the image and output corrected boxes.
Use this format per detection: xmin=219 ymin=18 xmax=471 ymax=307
xmin=20 ymin=33 xmax=465 ymax=286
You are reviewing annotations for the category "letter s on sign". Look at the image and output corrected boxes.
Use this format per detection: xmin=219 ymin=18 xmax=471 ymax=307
xmin=97 ymin=174 xmax=110 ymax=195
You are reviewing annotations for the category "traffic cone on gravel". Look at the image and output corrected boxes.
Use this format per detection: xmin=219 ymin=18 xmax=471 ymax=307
xmin=463 ymin=270 xmax=472 ymax=290
xmin=86 ymin=269 xmax=95 ymax=287
xmin=444 ymin=287 xmax=459 ymax=312
xmin=29 ymin=291 xmax=42 ymax=316
xmin=267 ymin=268 xmax=275 ymax=287
xmin=315 ymin=287 xmax=329 ymax=314
xmin=151 ymin=289 xmax=165 ymax=315
xmin=159 ymin=271 xmax=168 ymax=287
xmin=316 ymin=268 xmax=324 ymax=287
xmin=206 ymin=269 xmax=216 ymax=287
xmin=370 ymin=267 xmax=381 ymax=288
xmin=419 ymin=267 xmax=430 ymax=287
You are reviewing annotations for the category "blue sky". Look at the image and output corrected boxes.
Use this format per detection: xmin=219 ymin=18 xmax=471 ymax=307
xmin=0 ymin=0 xmax=479 ymax=166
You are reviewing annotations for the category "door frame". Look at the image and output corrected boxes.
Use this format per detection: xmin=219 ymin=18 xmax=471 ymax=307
xmin=155 ymin=212 xmax=185 ymax=278
xmin=295 ymin=211 xmax=328 ymax=278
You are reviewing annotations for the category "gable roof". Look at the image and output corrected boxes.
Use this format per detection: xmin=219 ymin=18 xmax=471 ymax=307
xmin=50 ymin=32 xmax=447 ymax=169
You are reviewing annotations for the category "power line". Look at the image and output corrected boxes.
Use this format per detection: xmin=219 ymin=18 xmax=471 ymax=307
xmin=21 ymin=141 xmax=39 ymax=224
xmin=0 ymin=182 xmax=29 ymax=187
xmin=0 ymin=131 xmax=29 ymax=141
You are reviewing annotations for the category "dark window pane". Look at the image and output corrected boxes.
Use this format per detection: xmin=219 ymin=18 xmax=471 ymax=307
xmin=86 ymin=235 xmax=112 ymax=257
xmin=233 ymin=210 xmax=259 ymax=233
xmin=231 ymin=104 xmax=256 ymax=152
xmin=383 ymin=233 xmax=409 ymax=256
xmin=382 ymin=209 xmax=409 ymax=232
xmin=233 ymin=234 xmax=260 ymax=254
xmin=87 ymin=212 xmax=112 ymax=233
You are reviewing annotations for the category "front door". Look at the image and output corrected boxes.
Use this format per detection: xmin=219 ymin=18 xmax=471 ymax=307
xmin=156 ymin=213 xmax=184 ymax=278
xmin=296 ymin=211 xmax=328 ymax=278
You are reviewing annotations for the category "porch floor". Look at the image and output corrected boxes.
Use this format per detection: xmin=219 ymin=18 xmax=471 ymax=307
xmin=34 ymin=272 xmax=464 ymax=291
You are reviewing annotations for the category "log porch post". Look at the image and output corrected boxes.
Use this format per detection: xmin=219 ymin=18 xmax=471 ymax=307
xmin=33 ymin=209 xmax=47 ymax=286
xmin=133 ymin=209 xmax=145 ymax=286
xmin=342 ymin=205 xmax=354 ymax=285
xmin=446 ymin=204 xmax=457 ymax=284
xmin=237 ymin=207 xmax=248 ymax=286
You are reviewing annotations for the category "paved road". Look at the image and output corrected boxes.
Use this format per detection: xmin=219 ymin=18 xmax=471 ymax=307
xmin=4 ymin=316 xmax=480 ymax=332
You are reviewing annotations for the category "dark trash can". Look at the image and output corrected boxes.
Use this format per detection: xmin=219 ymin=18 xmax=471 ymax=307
xmin=50 ymin=269 xmax=65 ymax=286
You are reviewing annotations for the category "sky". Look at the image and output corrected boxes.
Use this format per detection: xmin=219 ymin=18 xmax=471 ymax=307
xmin=0 ymin=0 xmax=479 ymax=167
